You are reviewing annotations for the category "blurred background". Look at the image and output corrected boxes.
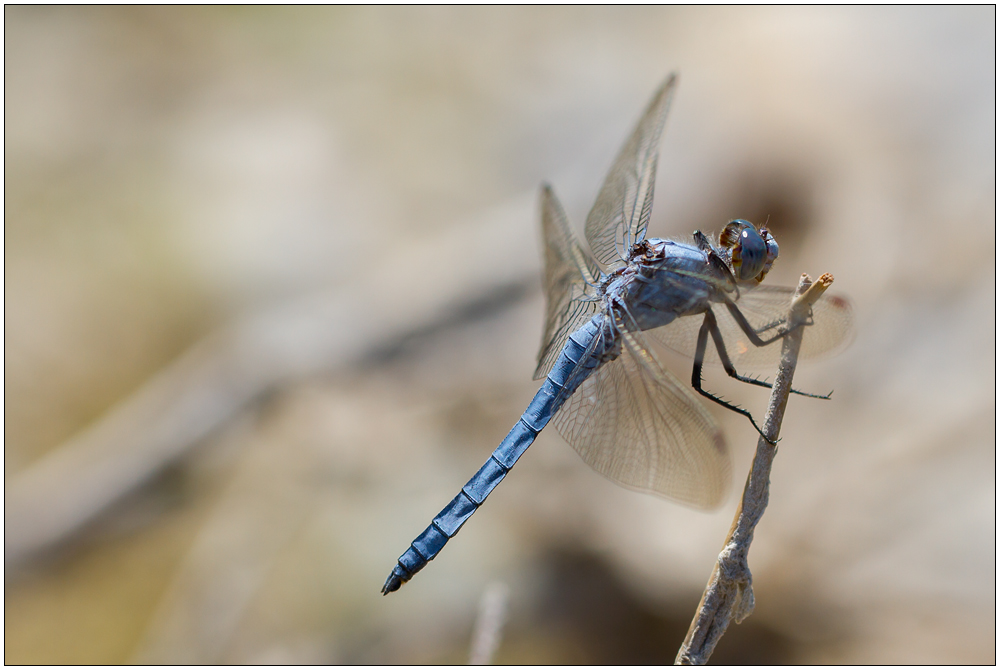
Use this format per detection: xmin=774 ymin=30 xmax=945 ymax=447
xmin=4 ymin=6 xmax=995 ymax=664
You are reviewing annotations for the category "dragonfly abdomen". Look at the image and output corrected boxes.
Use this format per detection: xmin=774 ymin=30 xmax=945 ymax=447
xmin=381 ymin=316 xmax=609 ymax=594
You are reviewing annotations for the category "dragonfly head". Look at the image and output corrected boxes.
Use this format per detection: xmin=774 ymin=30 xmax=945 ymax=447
xmin=718 ymin=219 xmax=779 ymax=285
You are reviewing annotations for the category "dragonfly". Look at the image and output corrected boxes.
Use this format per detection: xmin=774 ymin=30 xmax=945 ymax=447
xmin=382 ymin=74 xmax=853 ymax=595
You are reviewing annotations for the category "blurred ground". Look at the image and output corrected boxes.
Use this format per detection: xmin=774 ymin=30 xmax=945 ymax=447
xmin=4 ymin=6 xmax=995 ymax=664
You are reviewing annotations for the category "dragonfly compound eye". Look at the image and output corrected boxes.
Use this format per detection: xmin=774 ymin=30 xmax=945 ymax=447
xmin=736 ymin=225 xmax=767 ymax=282
xmin=720 ymin=219 xmax=767 ymax=283
xmin=755 ymin=227 xmax=779 ymax=283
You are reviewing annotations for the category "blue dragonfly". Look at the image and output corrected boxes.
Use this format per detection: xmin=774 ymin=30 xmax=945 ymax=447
xmin=382 ymin=74 xmax=853 ymax=595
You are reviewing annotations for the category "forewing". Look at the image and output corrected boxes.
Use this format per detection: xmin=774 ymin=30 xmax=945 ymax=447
xmin=534 ymin=184 xmax=602 ymax=380
xmin=584 ymin=74 xmax=678 ymax=268
xmin=552 ymin=323 xmax=730 ymax=509
xmin=648 ymin=285 xmax=856 ymax=369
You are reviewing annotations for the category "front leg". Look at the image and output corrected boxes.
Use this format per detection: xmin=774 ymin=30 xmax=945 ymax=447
xmin=692 ymin=230 xmax=713 ymax=252
xmin=706 ymin=307 xmax=832 ymax=400
xmin=723 ymin=298 xmax=802 ymax=347
xmin=694 ymin=231 xmax=740 ymax=296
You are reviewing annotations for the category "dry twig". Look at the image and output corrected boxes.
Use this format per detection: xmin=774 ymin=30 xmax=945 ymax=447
xmin=675 ymin=272 xmax=835 ymax=665
xmin=468 ymin=581 xmax=510 ymax=665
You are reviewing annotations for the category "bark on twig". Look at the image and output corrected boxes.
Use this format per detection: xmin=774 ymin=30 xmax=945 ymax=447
xmin=675 ymin=272 xmax=835 ymax=665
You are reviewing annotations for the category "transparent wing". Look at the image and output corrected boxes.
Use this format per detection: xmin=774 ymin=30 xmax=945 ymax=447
xmin=584 ymin=74 xmax=678 ymax=268
xmin=534 ymin=184 xmax=602 ymax=380
xmin=648 ymin=285 xmax=856 ymax=370
xmin=552 ymin=320 xmax=730 ymax=509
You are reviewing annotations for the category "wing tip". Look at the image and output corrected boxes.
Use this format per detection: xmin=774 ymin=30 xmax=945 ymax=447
xmin=712 ymin=427 xmax=728 ymax=456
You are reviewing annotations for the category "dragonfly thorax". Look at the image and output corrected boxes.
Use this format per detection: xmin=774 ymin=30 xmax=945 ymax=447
xmin=614 ymin=238 xmax=720 ymax=332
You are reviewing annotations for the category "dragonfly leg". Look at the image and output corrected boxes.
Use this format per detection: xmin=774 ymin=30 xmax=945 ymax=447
xmin=706 ymin=308 xmax=772 ymax=390
xmin=707 ymin=308 xmax=832 ymax=400
xmin=691 ymin=310 xmax=774 ymax=444
xmin=724 ymin=301 xmax=833 ymax=400
xmin=724 ymin=300 xmax=800 ymax=346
